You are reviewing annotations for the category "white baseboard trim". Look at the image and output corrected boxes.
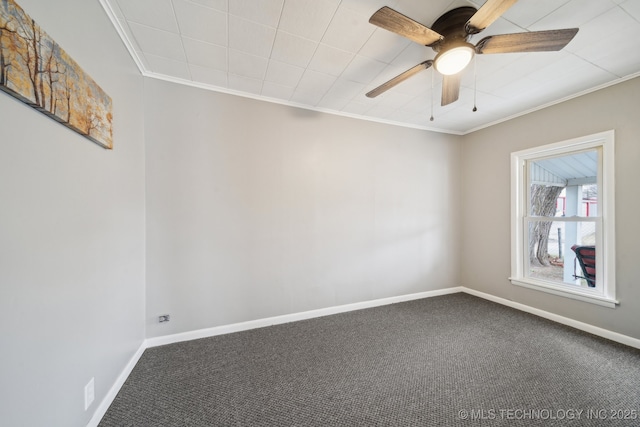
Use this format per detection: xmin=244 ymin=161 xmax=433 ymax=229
xmin=86 ymin=342 xmax=147 ymax=427
xmin=461 ymin=287 xmax=640 ymax=350
xmin=146 ymin=287 xmax=464 ymax=348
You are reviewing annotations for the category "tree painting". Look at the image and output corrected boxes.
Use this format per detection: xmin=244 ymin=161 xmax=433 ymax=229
xmin=0 ymin=0 xmax=112 ymax=149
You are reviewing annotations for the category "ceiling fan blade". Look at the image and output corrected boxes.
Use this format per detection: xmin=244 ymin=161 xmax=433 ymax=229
xmin=476 ymin=28 xmax=579 ymax=54
xmin=369 ymin=6 xmax=443 ymax=46
xmin=466 ymin=0 xmax=517 ymax=34
xmin=366 ymin=60 xmax=433 ymax=98
xmin=441 ymin=73 xmax=461 ymax=106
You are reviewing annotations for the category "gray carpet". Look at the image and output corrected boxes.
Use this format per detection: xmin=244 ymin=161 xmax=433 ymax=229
xmin=100 ymin=293 xmax=640 ymax=426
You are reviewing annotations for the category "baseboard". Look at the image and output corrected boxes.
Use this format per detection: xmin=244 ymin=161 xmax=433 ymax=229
xmin=86 ymin=341 xmax=147 ymax=427
xmin=146 ymin=287 xmax=464 ymax=348
xmin=461 ymin=287 xmax=640 ymax=350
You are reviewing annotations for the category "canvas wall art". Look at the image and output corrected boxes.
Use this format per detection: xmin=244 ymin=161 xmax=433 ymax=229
xmin=0 ymin=0 xmax=113 ymax=149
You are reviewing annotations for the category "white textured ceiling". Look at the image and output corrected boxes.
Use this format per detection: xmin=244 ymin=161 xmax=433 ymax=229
xmin=101 ymin=0 xmax=640 ymax=134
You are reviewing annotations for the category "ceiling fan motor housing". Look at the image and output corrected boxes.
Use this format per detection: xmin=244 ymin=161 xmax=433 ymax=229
xmin=429 ymin=6 xmax=477 ymax=51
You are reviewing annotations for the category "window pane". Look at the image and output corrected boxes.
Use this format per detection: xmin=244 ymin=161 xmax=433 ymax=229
xmin=529 ymin=150 xmax=598 ymax=217
xmin=527 ymin=220 xmax=596 ymax=287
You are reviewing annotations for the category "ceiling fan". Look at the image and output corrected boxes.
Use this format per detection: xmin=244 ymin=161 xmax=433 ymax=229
xmin=366 ymin=0 xmax=579 ymax=106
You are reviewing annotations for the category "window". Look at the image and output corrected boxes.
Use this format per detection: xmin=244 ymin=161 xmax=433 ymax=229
xmin=510 ymin=131 xmax=616 ymax=307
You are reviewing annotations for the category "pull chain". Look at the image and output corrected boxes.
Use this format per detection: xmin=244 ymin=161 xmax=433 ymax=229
xmin=430 ymin=66 xmax=434 ymax=121
xmin=472 ymin=55 xmax=478 ymax=112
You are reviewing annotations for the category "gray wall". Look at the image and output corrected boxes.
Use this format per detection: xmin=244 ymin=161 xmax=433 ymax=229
xmin=144 ymin=78 xmax=462 ymax=338
xmin=0 ymin=1 xmax=145 ymax=426
xmin=461 ymin=76 xmax=640 ymax=340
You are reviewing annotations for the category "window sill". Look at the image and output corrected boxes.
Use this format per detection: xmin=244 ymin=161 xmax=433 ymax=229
xmin=509 ymin=278 xmax=618 ymax=308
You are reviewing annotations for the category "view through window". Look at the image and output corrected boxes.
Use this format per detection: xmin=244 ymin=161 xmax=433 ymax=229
xmin=526 ymin=151 xmax=598 ymax=288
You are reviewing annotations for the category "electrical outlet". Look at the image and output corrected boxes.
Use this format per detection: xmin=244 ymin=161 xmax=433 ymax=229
xmin=159 ymin=314 xmax=170 ymax=323
xmin=84 ymin=377 xmax=95 ymax=410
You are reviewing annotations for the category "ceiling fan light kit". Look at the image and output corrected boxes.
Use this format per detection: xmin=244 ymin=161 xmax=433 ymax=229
xmin=367 ymin=0 xmax=579 ymax=108
xmin=434 ymin=43 xmax=475 ymax=75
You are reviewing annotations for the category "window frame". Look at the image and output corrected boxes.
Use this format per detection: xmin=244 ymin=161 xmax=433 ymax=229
xmin=510 ymin=130 xmax=617 ymax=308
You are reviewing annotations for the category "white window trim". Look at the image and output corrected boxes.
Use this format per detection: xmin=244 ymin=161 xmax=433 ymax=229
xmin=510 ymin=130 xmax=617 ymax=308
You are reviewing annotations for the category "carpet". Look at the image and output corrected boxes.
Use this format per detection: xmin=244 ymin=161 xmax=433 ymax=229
xmin=99 ymin=293 xmax=640 ymax=426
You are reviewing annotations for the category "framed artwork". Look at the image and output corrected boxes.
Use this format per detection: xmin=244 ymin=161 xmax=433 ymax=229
xmin=0 ymin=0 xmax=113 ymax=149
